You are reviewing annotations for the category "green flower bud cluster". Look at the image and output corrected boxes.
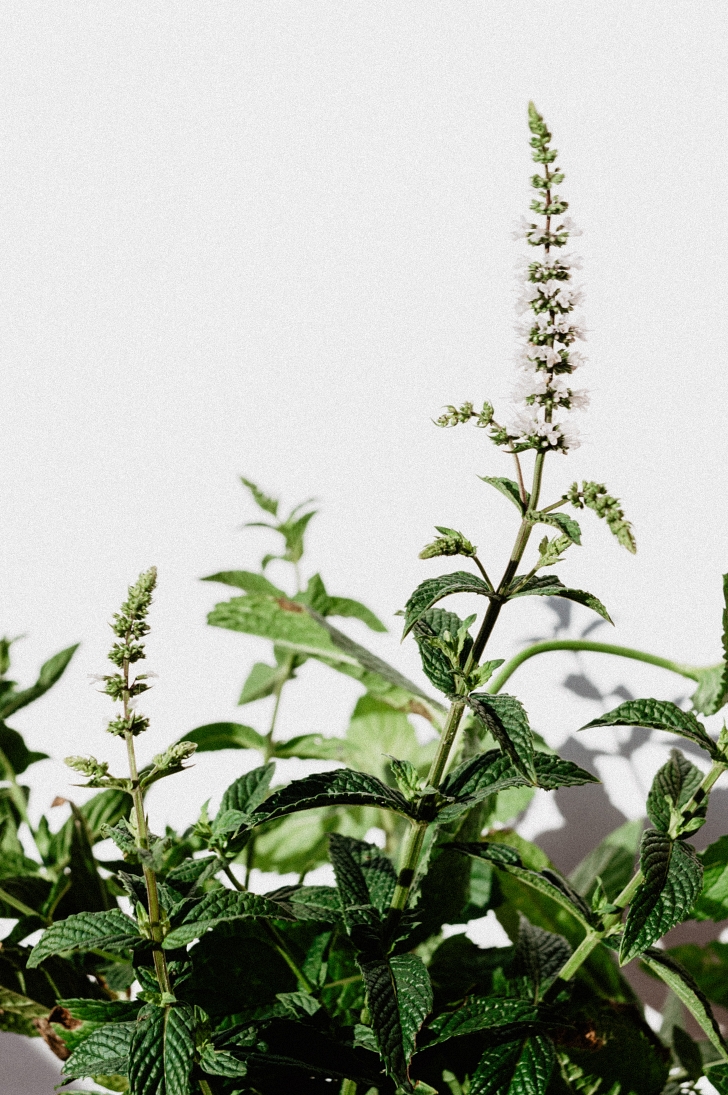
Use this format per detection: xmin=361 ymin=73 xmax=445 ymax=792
xmin=64 ymin=754 xmax=131 ymax=790
xmin=434 ymin=401 xmax=494 ymax=429
xmin=564 ymin=481 xmax=637 ymax=554
xmin=536 ymin=533 xmax=572 ymax=569
xmin=109 ymin=567 xmax=157 ymax=666
xmin=106 ymin=711 xmax=150 ymax=738
xmin=419 ymin=526 xmax=477 ymax=560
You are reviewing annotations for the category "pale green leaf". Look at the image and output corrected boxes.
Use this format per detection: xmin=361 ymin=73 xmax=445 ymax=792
xmin=691 ymin=835 xmax=728 ymax=921
xmin=179 ymin=721 xmax=266 ymax=753
xmin=568 ymin=819 xmax=642 ymax=902
xmin=201 ymin=570 xmax=284 ymax=595
xmin=640 ymin=948 xmax=728 ymax=1057
xmin=646 ymin=749 xmax=703 ymax=833
xmin=479 ymin=476 xmax=528 ymax=512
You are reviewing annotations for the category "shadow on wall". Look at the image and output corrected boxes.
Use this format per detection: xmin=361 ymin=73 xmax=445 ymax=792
xmin=0 ymin=1031 xmax=78 ymax=1095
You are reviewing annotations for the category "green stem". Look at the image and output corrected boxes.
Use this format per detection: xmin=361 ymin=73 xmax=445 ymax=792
xmin=487 ymin=640 xmax=700 ymax=695
xmin=340 ymin=1080 xmax=358 ymax=1095
xmin=198 ymin=1079 xmax=214 ymax=1095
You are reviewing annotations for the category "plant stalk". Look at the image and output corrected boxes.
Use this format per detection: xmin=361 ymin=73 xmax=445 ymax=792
xmin=487 ymin=640 xmax=701 ymax=695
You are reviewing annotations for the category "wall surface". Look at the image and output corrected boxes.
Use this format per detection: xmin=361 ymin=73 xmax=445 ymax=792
xmin=1 ymin=2 xmax=727 ymax=1089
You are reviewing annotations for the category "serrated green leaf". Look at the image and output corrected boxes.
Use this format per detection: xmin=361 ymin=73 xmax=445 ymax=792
xmin=427 ymin=995 xmax=540 ymax=1045
xmin=201 ymin=570 xmax=284 ymax=595
xmin=709 ymin=1064 xmax=728 ymax=1095
xmin=531 ymin=510 xmax=582 ymax=545
xmin=341 ymin=835 xmax=398 ymax=915
xmin=402 ymin=572 xmax=494 ymax=638
xmin=688 ymin=835 xmax=728 ymax=921
xmin=568 ymin=819 xmax=643 ymax=902
xmin=241 ymin=476 xmax=279 ymax=516
xmin=266 ymin=884 xmax=343 ymax=922
xmin=247 ymin=768 xmax=416 ymax=828
xmin=467 ymin=693 xmax=537 ymax=783
xmin=640 ymin=947 xmax=728 ymax=1057
xmin=219 ymin=763 xmax=274 ymax=816
xmin=530 ymin=754 xmax=600 ymax=790
xmin=513 ymin=914 xmax=572 ymax=999
xmin=178 ymin=721 xmax=266 ymax=753
xmin=359 ymin=957 xmax=408 ymax=1087
xmin=27 ymin=909 xmax=140 ymax=967
xmin=391 ymin=953 xmax=432 ymax=1063
xmin=62 ymin=1021 xmax=135 ymax=1079
xmin=329 ymin=833 xmax=382 ymax=947
xmin=471 ymin=1035 xmax=555 ymax=1095
xmin=0 ymin=643 xmax=78 ymax=721
xmin=479 ymin=476 xmax=528 ymax=512
xmin=646 ymin=749 xmax=703 ymax=833
xmin=163 ymin=889 xmax=294 ymax=948
xmin=508 ymin=575 xmax=612 ymax=623
xmin=620 ymin=831 xmax=703 ymax=964
xmin=581 ymin=699 xmax=720 ymax=759
xmin=412 ymin=608 xmax=467 ymax=695
xmin=60 ymin=997 xmax=142 ymax=1023
xmin=128 ymin=1003 xmax=195 ymax=1095
xmin=200 ymin=1043 xmax=249 ymax=1078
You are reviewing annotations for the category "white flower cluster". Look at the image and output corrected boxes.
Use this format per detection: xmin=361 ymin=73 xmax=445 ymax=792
xmin=505 ymin=117 xmax=589 ymax=454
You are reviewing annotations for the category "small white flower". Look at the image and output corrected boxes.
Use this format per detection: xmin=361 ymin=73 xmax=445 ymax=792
xmin=511 ymin=216 xmax=538 ymax=241
xmin=556 ymin=418 xmax=582 ymax=449
xmin=569 ymin=388 xmax=591 ymax=410
xmin=560 ymin=216 xmax=583 ymax=237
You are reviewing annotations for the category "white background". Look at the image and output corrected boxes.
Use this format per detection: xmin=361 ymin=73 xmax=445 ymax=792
xmin=1 ymin=2 xmax=727 ymax=1089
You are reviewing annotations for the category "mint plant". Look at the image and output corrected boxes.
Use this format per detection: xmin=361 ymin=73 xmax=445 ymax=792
xmin=19 ymin=105 xmax=728 ymax=1095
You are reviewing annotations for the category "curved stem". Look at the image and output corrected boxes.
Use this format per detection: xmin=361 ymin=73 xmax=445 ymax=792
xmin=487 ymin=640 xmax=701 ymax=695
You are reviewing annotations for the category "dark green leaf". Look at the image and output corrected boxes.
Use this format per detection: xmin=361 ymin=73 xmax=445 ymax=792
xmin=467 ymin=693 xmax=537 ymax=783
xmin=427 ymin=996 xmax=540 ymax=1045
xmin=129 ymin=1003 xmax=195 ymax=1095
xmin=0 ymin=723 xmax=48 ymax=776
xmin=60 ymin=997 xmax=142 ymax=1023
xmin=247 ymin=768 xmax=416 ymax=828
xmin=219 ymin=763 xmax=274 ymax=815
xmin=359 ymin=957 xmax=408 ymax=1087
xmin=241 ymin=476 xmax=279 ymax=516
xmin=672 ymin=1025 xmax=704 ymax=1082
xmin=508 ymin=575 xmax=612 ymax=623
xmin=530 ymin=754 xmax=600 ymax=791
xmin=646 ymin=749 xmax=703 ymax=833
xmin=621 ymin=831 xmax=703 ymax=964
xmin=413 ymin=608 xmax=467 ymax=695
xmin=452 ymin=841 xmax=523 ymax=867
xmin=164 ymin=889 xmax=294 ymax=948
xmin=568 ymin=819 xmax=642 ymax=902
xmin=709 ymin=1064 xmax=728 ymax=1095
xmin=581 ymin=699 xmax=720 ymax=759
xmin=402 ymin=572 xmax=493 ymax=638
xmin=27 ymin=909 xmax=140 ymax=967
xmin=201 ymin=569 xmax=284 ymax=595
xmin=640 ymin=947 xmax=728 ymax=1057
xmin=265 ymin=884 xmax=343 ymax=922
xmin=692 ymin=836 xmax=728 ymax=920
xmin=178 ymin=721 xmax=266 ymax=753
xmin=0 ymin=644 xmax=79 ymax=720
xmin=391 ymin=953 xmax=432 ymax=1062
xmin=470 ymin=1035 xmax=555 ymax=1095
xmin=200 ymin=1043 xmax=249 ymax=1078
xmin=62 ymin=1021 xmax=134 ymax=1079
xmin=513 ymin=914 xmax=571 ymax=998
xmin=329 ymin=832 xmax=382 ymax=942
xmin=479 ymin=476 xmax=528 ymax=512
xmin=531 ymin=510 xmax=582 ymax=545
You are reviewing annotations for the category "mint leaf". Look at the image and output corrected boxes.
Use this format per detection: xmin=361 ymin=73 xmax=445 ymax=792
xmin=514 ymin=914 xmax=571 ymax=999
xmin=202 ymin=570 xmax=284 ymax=596
xmin=391 ymin=953 xmax=432 ymax=1062
xmin=640 ymin=947 xmax=728 ymax=1057
xmin=581 ymin=698 xmax=720 ymax=759
xmin=359 ymin=957 xmax=409 ymax=1088
xmin=690 ymin=664 xmax=728 ymax=717
xmin=129 ymin=1003 xmax=195 ymax=1095
xmin=219 ymin=763 xmax=274 ymax=815
xmin=240 ymin=476 xmax=279 ymax=516
xmin=247 ymin=769 xmax=416 ymax=828
xmin=403 ymin=572 xmax=494 ymax=637
xmin=531 ymin=510 xmax=582 ymax=545
xmin=508 ymin=575 xmax=612 ymax=623
xmin=691 ymin=835 xmax=728 ymax=921
xmin=646 ymin=749 xmax=703 ymax=833
xmin=239 ymin=661 xmax=291 ymax=705
xmin=427 ymin=996 xmax=540 ymax=1044
xmin=27 ymin=910 xmax=140 ymax=967
xmin=325 ymin=596 xmax=387 ymax=632
xmin=413 ymin=608 xmax=471 ymax=695
xmin=620 ymin=830 xmax=703 ymax=964
xmin=62 ymin=1021 xmax=135 ymax=1079
xmin=0 ymin=643 xmax=79 ymax=720
xmin=273 ymin=733 xmax=345 ymax=760
xmin=478 ymin=476 xmax=528 ymax=512
xmin=467 ymin=693 xmax=537 ymax=783
xmin=164 ymin=890 xmax=294 ymax=948
xmin=470 ymin=1035 xmax=555 ymax=1095
xmin=179 ymin=721 xmax=266 ymax=753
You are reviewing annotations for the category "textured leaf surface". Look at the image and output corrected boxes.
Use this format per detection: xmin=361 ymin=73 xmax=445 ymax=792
xmin=412 ymin=608 xmax=467 ymax=695
xmin=691 ymin=665 xmax=728 ymax=716
xmin=508 ymin=575 xmax=612 ymax=623
xmin=646 ymin=749 xmax=703 ymax=832
xmin=129 ymin=1003 xmax=195 ymax=1095
xmin=641 ymin=947 xmax=727 ymax=1056
xmin=403 ymin=572 xmax=493 ymax=637
xmin=165 ymin=889 xmax=293 ymax=948
xmin=532 ymin=510 xmax=582 ymax=545
xmin=359 ymin=957 xmax=408 ymax=1087
xmin=621 ymin=830 xmax=703 ymax=963
xmin=219 ymin=763 xmax=274 ymax=815
xmin=391 ymin=953 xmax=432 ymax=1062
xmin=427 ymin=996 xmax=539 ymax=1044
xmin=471 ymin=1035 xmax=555 ymax=1095
xmin=514 ymin=915 xmax=571 ymax=998
xmin=247 ymin=768 xmax=415 ymax=827
xmin=179 ymin=721 xmax=266 ymax=753
xmin=479 ymin=476 xmax=527 ymax=511
xmin=581 ymin=699 xmax=720 ymax=759
xmin=62 ymin=1021 xmax=135 ymax=1079
xmin=467 ymin=693 xmax=537 ymax=783
xmin=27 ymin=910 xmax=140 ymax=967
